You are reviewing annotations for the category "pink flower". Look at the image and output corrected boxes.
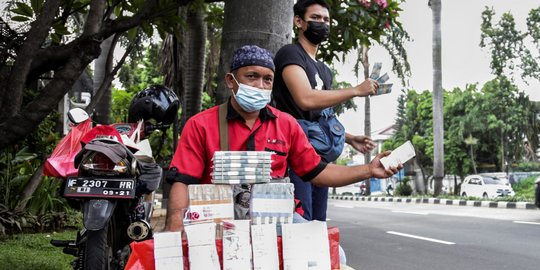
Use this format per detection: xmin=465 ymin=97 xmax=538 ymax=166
xmin=375 ymin=0 xmax=388 ymax=9
xmin=384 ymin=20 xmax=391 ymax=29
xmin=358 ymin=0 xmax=371 ymax=8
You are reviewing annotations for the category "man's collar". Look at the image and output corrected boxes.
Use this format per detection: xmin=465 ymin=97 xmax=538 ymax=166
xmin=227 ymin=98 xmax=276 ymax=121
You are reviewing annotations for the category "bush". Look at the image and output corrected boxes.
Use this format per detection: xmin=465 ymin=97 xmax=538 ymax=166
xmin=395 ymin=177 xmax=413 ymax=196
xmin=512 ymin=176 xmax=536 ymax=200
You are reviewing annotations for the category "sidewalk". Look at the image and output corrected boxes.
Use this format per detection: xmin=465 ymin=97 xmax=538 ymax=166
xmin=151 ymin=207 xmax=166 ymax=232
xmin=329 ymin=194 xmax=539 ymax=210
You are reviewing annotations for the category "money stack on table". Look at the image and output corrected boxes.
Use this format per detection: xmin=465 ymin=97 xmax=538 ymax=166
xmin=250 ymin=182 xmax=295 ymax=225
xmin=211 ymin=151 xmax=273 ymax=184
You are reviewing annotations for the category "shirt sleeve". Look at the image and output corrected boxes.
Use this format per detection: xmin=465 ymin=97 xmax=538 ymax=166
xmin=274 ymin=44 xmax=306 ymax=72
xmin=167 ymin=118 xmax=206 ymax=185
xmin=285 ymin=114 xmax=327 ymax=181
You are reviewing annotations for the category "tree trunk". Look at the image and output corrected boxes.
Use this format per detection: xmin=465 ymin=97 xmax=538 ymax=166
xmin=215 ymin=0 xmax=294 ymax=104
xmin=180 ymin=6 xmax=207 ymax=124
xmin=361 ymin=45 xmax=372 ymax=195
xmin=14 ymin=163 xmax=44 ymax=212
xmin=430 ymin=0 xmax=444 ymax=196
xmin=93 ymin=34 xmax=114 ymax=124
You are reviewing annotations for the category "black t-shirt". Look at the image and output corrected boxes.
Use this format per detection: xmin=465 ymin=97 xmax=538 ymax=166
xmin=272 ymin=43 xmax=333 ymax=121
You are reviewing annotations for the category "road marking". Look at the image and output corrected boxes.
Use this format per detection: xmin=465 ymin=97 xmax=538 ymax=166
xmin=513 ymin=221 xmax=540 ymax=226
xmin=392 ymin=210 xmax=429 ymax=215
xmin=387 ymin=231 xmax=456 ymax=245
xmin=333 ymin=204 xmax=355 ymax=208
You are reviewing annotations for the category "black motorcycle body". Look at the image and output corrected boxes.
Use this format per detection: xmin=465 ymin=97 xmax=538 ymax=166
xmin=52 ymin=136 xmax=161 ymax=270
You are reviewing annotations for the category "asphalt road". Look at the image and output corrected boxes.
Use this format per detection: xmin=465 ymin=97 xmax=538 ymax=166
xmin=326 ymin=199 xmax=540 ymax=270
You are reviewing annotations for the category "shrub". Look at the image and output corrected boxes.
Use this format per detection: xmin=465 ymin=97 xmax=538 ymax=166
xmin=395 ymin=177 xmax=413 ymax=196
xmin=511 ymin=176 xmax=536 ymax=200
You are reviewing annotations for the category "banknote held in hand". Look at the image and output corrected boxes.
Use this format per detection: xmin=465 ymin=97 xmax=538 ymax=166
xmin=380 ymin=140 xmax=416 ymax=169
xmin=369 ymin=62 xmax=393 ymax=95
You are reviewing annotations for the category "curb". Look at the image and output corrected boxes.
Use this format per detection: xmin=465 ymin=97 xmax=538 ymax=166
xmin=329 ymin=195 xmax=538 ymax=210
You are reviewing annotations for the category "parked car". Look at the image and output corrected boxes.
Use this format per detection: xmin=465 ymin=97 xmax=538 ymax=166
xmin=461 ymin=174 xmax=515 ymax=199
xmin=335 ymin=183 xmax=362 ymax=196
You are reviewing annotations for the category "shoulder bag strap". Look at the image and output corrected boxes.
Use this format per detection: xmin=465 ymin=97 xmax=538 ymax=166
xmin=218 ymin=103 xmax=229 ymax=151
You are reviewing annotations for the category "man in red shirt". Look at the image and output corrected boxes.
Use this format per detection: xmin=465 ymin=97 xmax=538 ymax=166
xmin=165 ymin=45 xmax=400 ymax=232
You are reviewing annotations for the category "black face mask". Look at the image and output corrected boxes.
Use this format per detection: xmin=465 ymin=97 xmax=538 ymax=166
xmin=304 ymin=21 xmax=330 ymax=45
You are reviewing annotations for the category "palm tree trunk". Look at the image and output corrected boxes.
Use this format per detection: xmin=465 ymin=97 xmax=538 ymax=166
xmin=181 ymin=6 xmax=207 ymax=123
xmin=430 ymin=0 xmax=444 ymax=196
xmin=215 ymin=0 xmax=294 ymax=104
xmin=361 ymin=45 xmax=372 ymax=195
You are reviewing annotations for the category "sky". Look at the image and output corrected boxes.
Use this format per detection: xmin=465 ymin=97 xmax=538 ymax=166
xmin=336 ymin=0 xmax=540 ymax=139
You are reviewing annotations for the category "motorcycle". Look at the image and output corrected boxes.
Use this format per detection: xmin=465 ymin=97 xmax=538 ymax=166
xmin=50 ymin=85 xmax=179 ymax=270
xmin=386 ymin=181 xmax=394 ymax=197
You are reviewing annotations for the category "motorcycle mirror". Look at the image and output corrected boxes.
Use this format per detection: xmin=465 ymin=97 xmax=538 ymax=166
xmin=67 ymin=108 xmax=90 ymax=124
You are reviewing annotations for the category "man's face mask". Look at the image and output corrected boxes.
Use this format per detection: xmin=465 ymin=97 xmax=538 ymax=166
xmin=230 ymin=74 xmax=271 ymax=112
xmin=304 ymin=20 xmax=330 ymax=45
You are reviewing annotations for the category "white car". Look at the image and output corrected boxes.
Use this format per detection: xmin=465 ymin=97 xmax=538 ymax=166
xmin=461 ymin=174 xmax=514 ymax=199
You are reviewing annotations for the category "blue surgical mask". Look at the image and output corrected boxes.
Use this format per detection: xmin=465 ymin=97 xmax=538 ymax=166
xmin=230 ymin=74 xmax=271 ymax=112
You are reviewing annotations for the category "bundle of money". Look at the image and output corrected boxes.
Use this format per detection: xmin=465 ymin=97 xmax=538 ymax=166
xmin=250 ymin=183 xmax=295 ymax=225
xmin=187 ymin=184 xmax=234 ymax=225
xmin=212 ymin=151 xmax=273 ymax=184
xmin=369 ymin=62 xmax=393 ymax=95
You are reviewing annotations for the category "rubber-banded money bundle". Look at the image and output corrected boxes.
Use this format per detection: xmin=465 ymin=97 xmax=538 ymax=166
xmin=211 ymin=151 xmax=273 ymax=184
xmin=250 ymin=183 xmax=295 ymax=225
xmin=187 ymin=184 xmax=234 ymax=225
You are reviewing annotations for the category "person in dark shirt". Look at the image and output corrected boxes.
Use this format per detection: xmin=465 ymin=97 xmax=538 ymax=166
xmin=272 ymin=0 xmax=379 ymax=221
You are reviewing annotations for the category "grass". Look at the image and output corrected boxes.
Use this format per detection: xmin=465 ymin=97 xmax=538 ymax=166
xmin=0 ymin=230 xmax=77 ymax=270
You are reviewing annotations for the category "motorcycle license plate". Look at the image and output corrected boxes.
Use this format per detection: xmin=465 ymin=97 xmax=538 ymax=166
xmin=64 ymin=177 xmax=136 ymax=199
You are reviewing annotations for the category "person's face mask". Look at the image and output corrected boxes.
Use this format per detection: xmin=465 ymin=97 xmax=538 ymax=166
xmin=230 ymin=74 xmax=271 ymax=112
xmin=304 ymin=20 xmax=330 ymax=45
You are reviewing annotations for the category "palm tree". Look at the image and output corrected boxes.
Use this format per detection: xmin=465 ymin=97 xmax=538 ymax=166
xmin=429 ymin=0 xmax=444 ymax=196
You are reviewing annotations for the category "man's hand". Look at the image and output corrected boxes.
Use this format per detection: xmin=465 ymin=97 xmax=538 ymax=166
xmin=347 ymin=135 xmax=376 ymax=154
xmin=369 ymin=151 xmax=402 ymax=178
xmin=355 ymin=79 xmax=379 ymax=97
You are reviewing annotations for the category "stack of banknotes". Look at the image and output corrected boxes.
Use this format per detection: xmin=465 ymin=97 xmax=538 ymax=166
xmin=211 ymin=151 xmax=273 ymax=184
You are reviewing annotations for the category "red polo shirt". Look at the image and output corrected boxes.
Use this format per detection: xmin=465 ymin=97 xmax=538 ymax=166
xmin=168 ymin=101 xmax=327 ymax=185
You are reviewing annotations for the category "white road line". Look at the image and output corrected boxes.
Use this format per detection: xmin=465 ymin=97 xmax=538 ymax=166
xmin=392 ymin=210 xmax=429 ymax=215
xmin=513 ymin=221 xmax=540 ymax=226
xmin=387 ymin=231 xmax=456 ymax=245
xmin=333 ymin=204 xmax=354 ymax=208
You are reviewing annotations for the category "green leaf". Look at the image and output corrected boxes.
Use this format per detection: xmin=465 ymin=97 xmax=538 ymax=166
xmin=14 ymin=2 xmax=34 ymax=17
xmin=11 ymin=16 xmax=30 ymax=22
xmin=30 ymin=0 xmax=43 ymax=14
xmin=127 ymin=28 xmax=138 ymax=42
xmin=141 ymin=23 xmax=154 ymax=38
xmin=53 ymin=23 xmax=70 ymax=36
xmin=51 ymin=33 xmax=61 ymax=44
